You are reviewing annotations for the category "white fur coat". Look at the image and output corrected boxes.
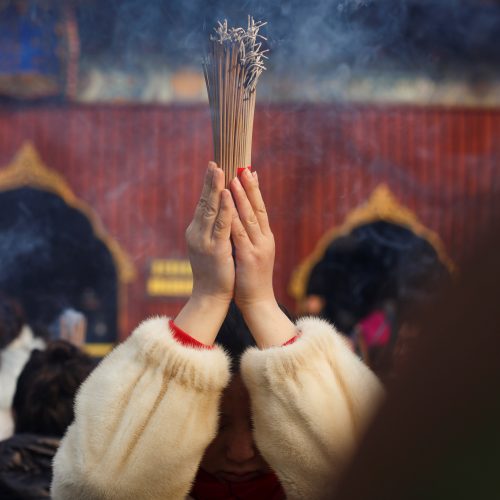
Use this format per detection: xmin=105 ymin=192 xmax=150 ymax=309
xmin=0 ymin=325 xmax=45 ymax=440
xmin=51 ymin=316 xmax=383 ymax=500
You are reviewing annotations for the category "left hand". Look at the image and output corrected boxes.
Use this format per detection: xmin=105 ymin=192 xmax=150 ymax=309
xmin=230 ymin=169 xmax=275 ymax=311
xmin=230 ymin=168 xmax=297 ymax=347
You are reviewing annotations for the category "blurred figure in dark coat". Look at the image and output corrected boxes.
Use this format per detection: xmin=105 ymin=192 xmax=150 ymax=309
xmin=334 ymin=226 xmax=500 ymax=500
xmin=0 ymin=340 xmax=94 ymax=499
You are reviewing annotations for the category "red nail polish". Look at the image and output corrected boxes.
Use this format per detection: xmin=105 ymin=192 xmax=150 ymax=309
xmin=237 ymin=166 xmax=252 ymax=178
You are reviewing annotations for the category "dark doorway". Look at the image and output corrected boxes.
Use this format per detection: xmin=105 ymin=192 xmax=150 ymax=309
xmin=306 ymin=220 xmax=451 ymax=335
xmin=0 ymin=187 xmax=118 ymax=344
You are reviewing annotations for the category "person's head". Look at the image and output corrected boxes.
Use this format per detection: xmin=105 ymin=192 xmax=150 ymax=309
xmin=49 ymin=308 xmax=87 ymax=347
xmin=0 ymin=293 xmax=25 ymax=350
xmin=12 ymin=340 xmax=95 ymax=437
xmin=200 ymin=372 xmax=270 ymax=482
xmin=199 ymin=301 xmax=292 ymax=482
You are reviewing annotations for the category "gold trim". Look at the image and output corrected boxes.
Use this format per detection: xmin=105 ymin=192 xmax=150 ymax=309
xmin=0 ymin=142 xmax=136 ymax=284
xmin=288 ymin=184 xmax=455 ymax=304
xmin=83 ymin=343 xmax=114 ymax=357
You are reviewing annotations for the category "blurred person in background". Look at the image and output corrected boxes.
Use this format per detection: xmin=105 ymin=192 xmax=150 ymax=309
xmin=48 ymin=308 xmax=87 ymax=348
xmin=0 ymin=340 xmax=95 ymax=499
xmin=0 ymin=293 xmax=45 ymax=440
xmin=351 ymin=299 xmax=397 ymax=380
xmin=302 ymin=260 xmax=327 ymax=316
xmin=333 ymin=225 xmax=500 ymax=500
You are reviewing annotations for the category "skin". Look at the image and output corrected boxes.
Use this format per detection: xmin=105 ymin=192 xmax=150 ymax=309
xmin=60 ymin=315 xmax=87 ymax=347
xmin=302 ymin=294 xmax=326 ymax=315
xmin=199 ymin=374 xmax=271 ymax=482
xmin=175 ymin=162 xmax=296 ymax=347
xmin=174 ymin=162 xmax=298 ymax=483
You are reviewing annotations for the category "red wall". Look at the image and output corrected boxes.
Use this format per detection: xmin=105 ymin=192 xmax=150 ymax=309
xmin=0 ymin=103 xmax=498 ymax=337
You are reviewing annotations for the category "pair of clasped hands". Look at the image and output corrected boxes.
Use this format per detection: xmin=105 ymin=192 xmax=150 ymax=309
xmin=175 ymin=162 xmax=296 ymax=348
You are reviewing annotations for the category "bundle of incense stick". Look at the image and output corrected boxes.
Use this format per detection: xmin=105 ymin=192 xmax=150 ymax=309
xmin=203 ymin=17 xmax=268 ymax=186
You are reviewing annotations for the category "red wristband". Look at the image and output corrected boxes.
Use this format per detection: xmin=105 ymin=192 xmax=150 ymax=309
xmin=168 ymin=319 xmax=214 ymax=350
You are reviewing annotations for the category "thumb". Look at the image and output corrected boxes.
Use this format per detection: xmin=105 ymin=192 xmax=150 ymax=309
xmin=212 ymin=189 xmax=234 ymax=241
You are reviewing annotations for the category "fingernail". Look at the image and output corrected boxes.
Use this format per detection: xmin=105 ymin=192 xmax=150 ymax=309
xmin=237 ymin=166 xmax=248 ymax=177
xmin=243 ymin=168 xmax=252 ymax=179
xmin=252 ymin=171 xmax=258 ymax=180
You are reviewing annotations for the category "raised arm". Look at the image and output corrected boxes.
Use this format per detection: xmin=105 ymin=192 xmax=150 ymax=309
xmin=174 ymin=161 xmax=235 ymax=344
xmin=229 ymin=169 xmax=297 ymax=347
xmin=230 ymin=168 xmax=384 ymax=499
xmin=51 ymin=163 xmax=234 ymax=500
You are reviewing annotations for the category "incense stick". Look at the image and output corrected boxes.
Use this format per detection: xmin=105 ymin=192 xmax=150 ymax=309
xmin=203 ymin=17 xmax=268 ymax=185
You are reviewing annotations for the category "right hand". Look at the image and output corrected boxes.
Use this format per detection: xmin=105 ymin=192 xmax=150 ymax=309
xmin=185 ymin=162 xmax=235 ymax=306
xmin=174 ymin=162 xmax=236 ymax=345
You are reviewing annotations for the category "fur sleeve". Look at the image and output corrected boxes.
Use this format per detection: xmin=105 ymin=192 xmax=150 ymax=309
xmin=51 ymin=317 xmax=230 ymax=500
xmin=240 ymin=316 xmax=384 ymax=500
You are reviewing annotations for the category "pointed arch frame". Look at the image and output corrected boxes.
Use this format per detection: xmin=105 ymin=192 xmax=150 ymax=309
xmin=288 ymin=184 xmax=455 ymax=305
xmin=0 ymin=142 xmax=136 ymax=355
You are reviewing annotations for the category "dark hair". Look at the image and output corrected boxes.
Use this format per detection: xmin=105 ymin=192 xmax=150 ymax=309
xmin=215 ymin=301 xmax=293 ymax=371
xmin=12 ymin=340 xmax=95 ymax=437
xmin=313 ymin=221 xmax=451 ymax=334
xmin=0 ymin=294 xmax=25 ymax=350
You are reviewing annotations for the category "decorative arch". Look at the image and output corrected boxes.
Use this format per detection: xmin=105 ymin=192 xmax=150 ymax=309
xmin=0 ymin=142 xmax=136 ymax=356
xmin=288 ymin=184 xmax=455 ymax=304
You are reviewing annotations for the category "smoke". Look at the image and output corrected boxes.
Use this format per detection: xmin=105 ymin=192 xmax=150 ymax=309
xmin=77 ymin=0 xmax=500 ymax=78
xmin=0 ymin=225 xmax=50 ymax=282
xmin=0 ymin=195 xmax=57 ymax=282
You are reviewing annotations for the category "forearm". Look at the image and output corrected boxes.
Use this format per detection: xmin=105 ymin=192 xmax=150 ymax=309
xmin=240 ymin=317 xmax=384 ymax=499
xmin=174 ymin=294 xmax=230 ymax=345
xmin=51 ymin=317 xmax=230 ymax=500
xmin=240 ymin=299 xmax=297 ymax=348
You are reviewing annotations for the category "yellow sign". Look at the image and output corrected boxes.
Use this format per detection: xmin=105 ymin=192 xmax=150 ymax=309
xmin=147 ymin=258 xmax=193 ymax=297
xmin=84 ymin=343 xmax=114 ymax=357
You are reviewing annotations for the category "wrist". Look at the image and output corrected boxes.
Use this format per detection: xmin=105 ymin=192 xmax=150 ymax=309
xmin=236 ymin=291 xmax=275 ymax=317
xmin=190 ymin=290 xmax=231 ymax=311
xmin=174 ymin=294 xmax=230 ymax=345
xmin=238 ymin=296 xmax=278 ymax=317
xmin=240 ymin=299 xmax=297 ymax=349
xmin=191 ymin=282 xmax=233 ymax=306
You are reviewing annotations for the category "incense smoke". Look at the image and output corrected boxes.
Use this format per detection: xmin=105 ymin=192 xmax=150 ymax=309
xmin=78 ymin=0 xmax=500 ymax=84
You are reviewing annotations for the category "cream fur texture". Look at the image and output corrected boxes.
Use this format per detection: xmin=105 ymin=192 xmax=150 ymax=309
xmin=241 ymin=316 xmax=384 ymax=499
xmin=52 ymin=315 xmax=383 ymax=500
xmin=51 ymin=317 xmax=230 ymax=500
